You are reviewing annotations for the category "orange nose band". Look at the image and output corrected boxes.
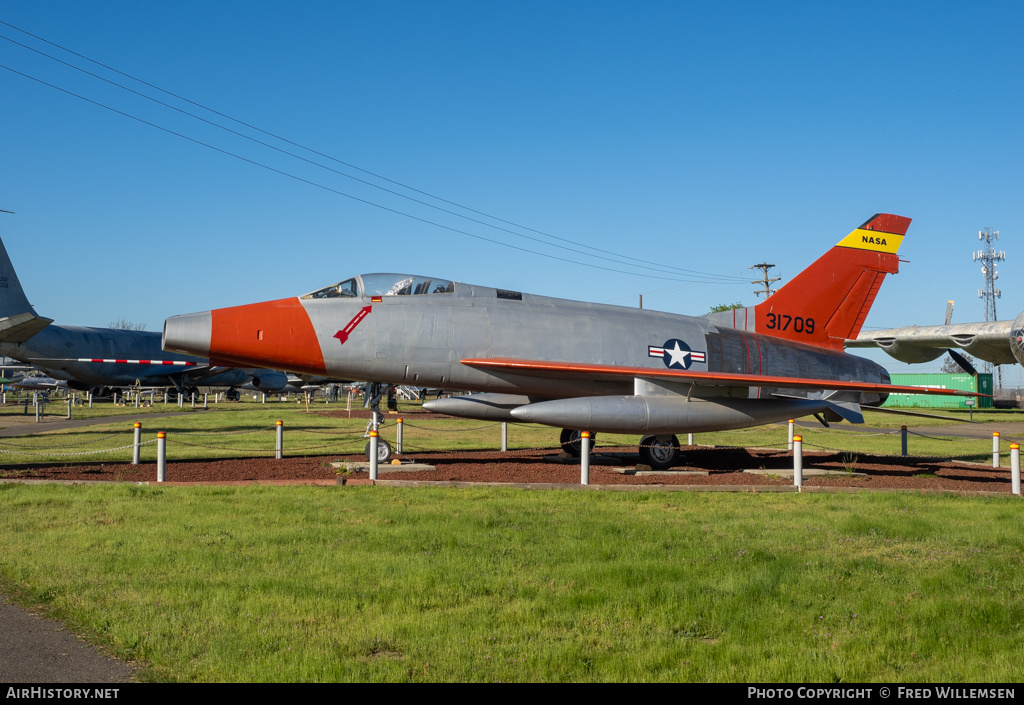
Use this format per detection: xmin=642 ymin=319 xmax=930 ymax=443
xmin=210 ymin=297 xmax=326 ymax=375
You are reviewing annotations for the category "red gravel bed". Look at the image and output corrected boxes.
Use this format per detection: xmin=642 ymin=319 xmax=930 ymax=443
xmin=0 ymin=447 xmax=1017 ymax=494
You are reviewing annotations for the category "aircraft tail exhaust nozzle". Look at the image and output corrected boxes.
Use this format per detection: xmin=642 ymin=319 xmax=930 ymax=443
xmin=163 ymin=311 xmax=212 ymax=358
xmin=510 ymin=396 xmax=837 ymax=435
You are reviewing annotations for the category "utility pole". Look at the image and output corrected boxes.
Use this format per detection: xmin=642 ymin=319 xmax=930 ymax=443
xmin=974 ymin=228 xmax=1005 ymax=389
xmin=750 ymin=263 xmax=781 ymax=299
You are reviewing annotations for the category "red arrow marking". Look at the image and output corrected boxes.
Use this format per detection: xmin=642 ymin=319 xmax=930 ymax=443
xmin=334 ymin=305 xmax=372 ymax=345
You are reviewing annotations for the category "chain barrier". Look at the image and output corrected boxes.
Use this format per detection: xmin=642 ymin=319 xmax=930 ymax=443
xmin=0 ymin=439 xmax=157 ymax=457
xmin=400 ymin=421 xmax=500 ymax=433
xmin=0 ymin=432 xmax=125 ymax=448
xmin=171 ymin=429 xmax=267 ymax=437
xmin=166 ymin=438 xmax=358 ymax=453
xmin=288 ymin=428 xmax=367 ymax=437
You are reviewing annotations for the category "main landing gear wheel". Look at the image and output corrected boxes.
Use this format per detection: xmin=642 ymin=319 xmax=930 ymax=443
xmin=559 ymin=428 xmax=596 ymax=457
xmin=365 ymin=438 xmax=393 ymax=463
xmin=639 ymin=434 xmax=680 ymax=470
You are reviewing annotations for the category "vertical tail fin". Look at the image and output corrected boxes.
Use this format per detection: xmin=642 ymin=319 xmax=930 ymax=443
xmin=0 ymin=236 xmax=52 ymax=342
xmin=753 ymin=213 xmax=911 ymax=350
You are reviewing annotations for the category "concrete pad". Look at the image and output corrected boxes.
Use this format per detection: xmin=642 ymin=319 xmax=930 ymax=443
xmin=542 ymin=453 xmax=637 ymax=466
xmin=608 ymin=468 xmax=709 ymax=476
xmin=743 ymin=468 xmax=867 ymax=478
xmin=332 ymin=461 xmax=436 ymax=473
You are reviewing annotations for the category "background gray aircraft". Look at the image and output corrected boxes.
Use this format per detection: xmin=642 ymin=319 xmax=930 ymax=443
xmin=0 ymin=236 xmax=289 ymax=398
xmin=847 ymin=312 xmax=1024 ymax=370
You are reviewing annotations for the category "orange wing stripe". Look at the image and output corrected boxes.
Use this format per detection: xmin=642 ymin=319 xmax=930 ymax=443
xmin=461 ymin=357 xmax=981 ymax=397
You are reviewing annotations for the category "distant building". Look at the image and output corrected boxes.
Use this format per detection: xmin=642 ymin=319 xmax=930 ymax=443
xmin=883 ymin=373 xmax=992 ymax=409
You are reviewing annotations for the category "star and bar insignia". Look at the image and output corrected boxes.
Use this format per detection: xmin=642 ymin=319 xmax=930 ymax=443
xmin=648 ymin=338 xmax=706 ymax=370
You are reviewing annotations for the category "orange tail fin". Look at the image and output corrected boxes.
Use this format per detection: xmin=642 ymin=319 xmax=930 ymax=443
xmin=753 ymin=213 xmax=911 ymax=350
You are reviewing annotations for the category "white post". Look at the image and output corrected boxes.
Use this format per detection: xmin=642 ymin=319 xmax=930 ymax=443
xmin=396 ymin=417 xmax=404 ymax=454
xmin=793 ymin=434 xmax=803 ymax=488
xmin=501 ymin=422 xmax=508 ymax=452
xmin=787 ymin=420 xmax=794 ymax=450
xmin=275 ymin=420 xmax=283 ymax=460
xmin=66 ymin=398 xmax=71 ymax=419
xmin=34 ymin=392 xmax=39 ymax=423
xmin=157 ymin=432 xmax=166 ymax=482
xmin=1011 ymin=443 xmax=1020 ymax=496
xmin=262 ymin=392 xmax=266 ymax=404
xmin=580 ymin=431 xmax=591 ymax=485
xmin=369 ymin=431 xmax=379 ymax=481
xmin=132 ymin=422 xmax=142 ymax=465
xmin=687 ymin=432 xmax=694 ymax=446
xmin=88 ymin=392 xmax=93 ymax=408
xmin=993 ymin=432 xmax=1001 ymax=468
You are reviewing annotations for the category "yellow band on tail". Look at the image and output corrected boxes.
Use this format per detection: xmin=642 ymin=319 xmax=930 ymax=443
xmin=835 ymin=228 xmax=905 ymax=254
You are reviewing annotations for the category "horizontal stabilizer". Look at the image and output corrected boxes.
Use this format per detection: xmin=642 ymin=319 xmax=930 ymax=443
xmin=0 ymin=312 xmax=53 ymax=343
xmin=824 ymin=400 xmax=864 ymax=424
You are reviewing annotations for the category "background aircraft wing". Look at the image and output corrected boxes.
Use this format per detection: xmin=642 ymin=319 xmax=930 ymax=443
xmin=460 ymin=358 xmax=981 ymax=397
xmin=846 ymin=321 xmax=1016 ymax=366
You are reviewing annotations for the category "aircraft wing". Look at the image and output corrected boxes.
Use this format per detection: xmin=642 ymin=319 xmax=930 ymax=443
xmin=846 ymin=321 xmax=1017 ymax=366
xmin=460 ymin=358 xmax=980 ymax=396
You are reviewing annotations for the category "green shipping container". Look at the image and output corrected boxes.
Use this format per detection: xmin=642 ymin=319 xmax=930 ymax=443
xmin=883 ymin=373 xmax=993 ymax=409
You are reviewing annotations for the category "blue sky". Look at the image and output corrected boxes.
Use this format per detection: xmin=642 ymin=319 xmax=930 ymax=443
xmin=1 ymin=2 xmax=1021 ymax=377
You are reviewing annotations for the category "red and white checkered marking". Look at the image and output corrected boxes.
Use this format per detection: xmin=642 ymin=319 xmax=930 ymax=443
xmin=76 ymin=359 xmax=198 ymax=366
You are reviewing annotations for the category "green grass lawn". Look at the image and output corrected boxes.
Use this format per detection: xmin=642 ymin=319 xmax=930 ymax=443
xmin=0 ymin=484 xmax=1020 ymax=682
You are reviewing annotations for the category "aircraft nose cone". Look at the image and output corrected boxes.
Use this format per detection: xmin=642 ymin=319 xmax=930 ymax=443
xmin=163 ymin=311 xmax=212 ymax=357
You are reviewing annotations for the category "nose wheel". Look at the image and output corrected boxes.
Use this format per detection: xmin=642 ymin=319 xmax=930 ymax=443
xmin=639 ymin=434 xmax=680 ymax=469
xmin=365 ymin=438 xmax=393 ymax=463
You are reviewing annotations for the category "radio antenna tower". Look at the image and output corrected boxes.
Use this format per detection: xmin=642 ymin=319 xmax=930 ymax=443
xmin=974 ymin=227 xmax=1005 ymax=388
xmin=750 ymin=262 xmax=781 ymax=299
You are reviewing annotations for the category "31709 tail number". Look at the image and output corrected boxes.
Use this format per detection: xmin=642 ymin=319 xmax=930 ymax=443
xmin=765 ymin=313 xmax=815 ymax=334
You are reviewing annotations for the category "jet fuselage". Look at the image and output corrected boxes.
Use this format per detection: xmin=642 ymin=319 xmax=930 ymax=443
xmin=164 ymin=274 xmax=891 ymax=402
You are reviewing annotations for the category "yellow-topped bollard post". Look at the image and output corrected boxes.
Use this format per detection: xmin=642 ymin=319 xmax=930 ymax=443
xmin=132 ymin=422 xmax=142 ymax=465
xmin=1011 ymin=443 xmax=1020 ymax=496
xmin=793 ymin=434 xmax=803 ymax=488
xmin=580 ymin=431 xmax=591 ymax=486
xmin=156 ymin=432 xmax=166 ymax=482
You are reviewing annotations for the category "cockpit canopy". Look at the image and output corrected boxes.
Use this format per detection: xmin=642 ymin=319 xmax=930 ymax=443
xmin=300 ymin=273 xmax=455 ymax=300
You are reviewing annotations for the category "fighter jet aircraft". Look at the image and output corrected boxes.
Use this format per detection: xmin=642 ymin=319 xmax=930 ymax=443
xmin=0 ymin=236 xmax=290 ymax=398
xmin=163 ymin=213 xmax=974 ymax=468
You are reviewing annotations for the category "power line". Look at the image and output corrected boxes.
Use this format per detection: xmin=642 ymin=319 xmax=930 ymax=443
xmin=2 ymin=62 xmax=736 ymax=284
xmin=0 ymin=20 xmax=745 ymax=284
